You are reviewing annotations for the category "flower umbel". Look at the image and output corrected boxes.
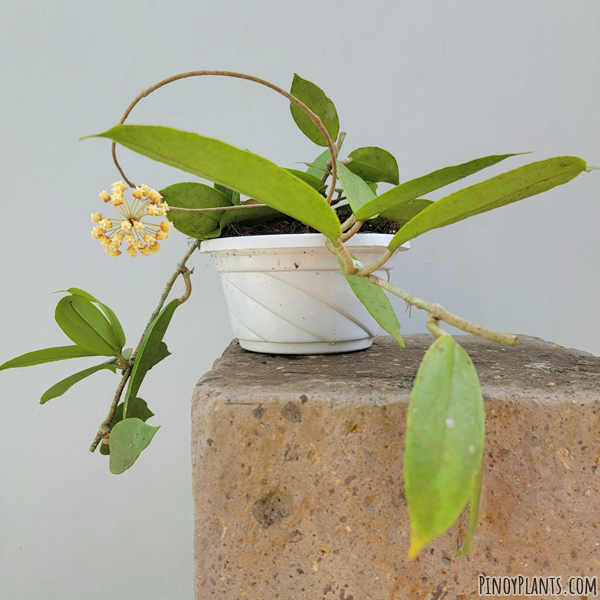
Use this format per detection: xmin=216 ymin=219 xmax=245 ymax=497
xmin=91 ymin=182 xmax=171 ymax=257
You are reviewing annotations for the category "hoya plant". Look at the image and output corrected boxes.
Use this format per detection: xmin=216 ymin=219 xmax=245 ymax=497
xmin=0 ymin=70 xmax=593 ymax=559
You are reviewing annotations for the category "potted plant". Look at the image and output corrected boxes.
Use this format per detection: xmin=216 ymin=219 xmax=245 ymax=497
xmin=0 ymin=70 xmax=594 ymax=559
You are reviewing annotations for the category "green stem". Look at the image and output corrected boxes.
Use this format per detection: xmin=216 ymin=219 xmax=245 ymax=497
xmin=365 ymin=274 xmax=518 ymax=346
xmin=89 ymin=240 xmax=199 ymax=453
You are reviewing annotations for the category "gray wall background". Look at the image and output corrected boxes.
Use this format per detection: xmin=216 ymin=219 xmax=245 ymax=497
xmin=1 ymin=1 xmax=598 ymax=598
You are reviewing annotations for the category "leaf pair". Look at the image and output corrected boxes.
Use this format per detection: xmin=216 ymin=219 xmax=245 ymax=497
xmin=0 ymin=288 xmax=127 ymax=404
xmin=55 ymin=289 xmax=125 ymax=356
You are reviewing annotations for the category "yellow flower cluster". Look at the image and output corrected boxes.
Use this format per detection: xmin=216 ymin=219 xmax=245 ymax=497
xmin=91 ymin=182 xmax=173 ymax=257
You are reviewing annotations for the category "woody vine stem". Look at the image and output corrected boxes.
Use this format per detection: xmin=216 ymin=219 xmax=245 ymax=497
xmin=93 ymin=70 xmax=518 ymax=450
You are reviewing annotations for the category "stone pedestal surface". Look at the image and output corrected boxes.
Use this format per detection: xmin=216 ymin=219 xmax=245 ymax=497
xmin=191 ymin=335 xmax=600 ymax=599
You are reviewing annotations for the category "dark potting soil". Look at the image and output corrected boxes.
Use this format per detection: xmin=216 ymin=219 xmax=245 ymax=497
xmin=219 ymin=209 xmax=400 ymax=238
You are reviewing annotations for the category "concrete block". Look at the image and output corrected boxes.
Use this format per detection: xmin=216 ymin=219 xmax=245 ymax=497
xmin=191 ymin=335 xmax=600 ymax=599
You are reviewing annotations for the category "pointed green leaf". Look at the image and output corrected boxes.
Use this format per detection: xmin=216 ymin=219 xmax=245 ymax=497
xmin=214 ymin=184 xmax=241 ymax=205
xmin=0 ymin=345 xmax=97 ymax=371
xmin=366 ymin=182 xmax=378 ymax=194
xmin=40 ymin=359 xmax=118 ymax=404
xmin=90 ymin=125 xmax=341 ymax=240
xmin=100 ymin=397 xmax=155 ymax=456
xmin=338 ymin=257 xmax=404 ymax=348
xmin=109 ymin=418 xmax=160 ymax=474
xmin=55 ymin=296 xmax=119 ymax=356
xmin=336 ymin=161 xmax=376 ymax=215
xmin=381 ymin=198 xmax=433 ymax=226
xmin=123 ymin=299 xmax=178 ymax=417
xmin=455 ymin=461 xmax=483 ymax=557
xmin=289 ymin=74 xmax=339 ymax=147
xmin=144 ymin=341 xmax=171 ymax=371
xmin=389 ymin=156 xmax=587 ymax=251
xmin=64 ymin=288 xmax=126 ymax=349
xmin=160 ymin=182 xmax=231 ymax=239
xmin=405 ymin=336 xmax=484 ymax=559
xmin=356 ymin=153 xmax=520 ymax=221
xmin=284 ymin=169 xmax=323 ymax=190
xmin=346 ymin=147 xmax=399 ymax=185
xmin=306 ymin=149 xmax=331 ymax=179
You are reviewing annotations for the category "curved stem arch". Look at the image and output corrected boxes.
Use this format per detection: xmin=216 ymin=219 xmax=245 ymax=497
xmin=112 ymin=70 xmax=339 ymax=205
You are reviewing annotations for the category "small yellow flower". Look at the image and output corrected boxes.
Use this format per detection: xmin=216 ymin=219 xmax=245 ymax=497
xmin=112 ymin=195 xmax=124 ymax=207
xmin=140 ymin=245 xmax=152 ymax=257
xmin=127 ymin=245 xmax=137 ymax=257
xmin=150 ymin=242 xmax=161 ymax=254
xmin=91 ymin=213 xmax=102 ymax=223
xmin=139 ymin=184 xmax=150 ymax=196
xmin=132 ymin=187 xmax=144 ymax=200
xmin=125 ymin=233 xmax=136 ymax=244
xmin=144 ymin=233 xmax=157 ymax=246
xmin=91 ymin=225 xmax=106 ymax=239
xmin=99 ymin=218 xmax=112 ymax=229
xmin=147 ymin=189 xmax=162 ymax=204
xmin=99 ymin=191 xmax=111 ymax=203
xmin=132 ymin=220 xmax=145 ymax=232
xmin=160 ymin=221 xmax=173 ymax=232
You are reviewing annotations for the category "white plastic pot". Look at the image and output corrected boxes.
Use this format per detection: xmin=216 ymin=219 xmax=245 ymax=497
xmin=200 ymin=233 xmax=409 ymax=354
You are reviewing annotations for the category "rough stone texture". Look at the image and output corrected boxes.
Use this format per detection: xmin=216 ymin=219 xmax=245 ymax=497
xmin=191 ymin=335 xmax=600 ymax=599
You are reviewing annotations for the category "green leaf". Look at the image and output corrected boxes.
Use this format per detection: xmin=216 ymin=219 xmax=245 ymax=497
xmin=161 ymin=182 xmax=232 ymax=239
xmin=144 ymin=341 xmax=171 ymax=371
xmin=100 ymin=398 xmax=155 ymax=456
xmin=306 ymin=149 xmax=331 ymax=179
xmin=366 ymin=182 xmax=378 ymax=194
xmin=455 ymin=461 xmax=483 ymax=557
xmin=219 ymin=204 xmax=280 ymax=229
xmin=202 ymin=226 xmax=223 ymax=239
xmin=99 ymin=442 xmax=111 ymax=456
xmin=381 ymin=198 xmax=433 ymax=226
xmin=90 ymin=125 xmax=342 ymax=241
xmin=112 ymin=397 xmax=155 ymax=427
xmin=346 ymin=147 xmax=399 ymax=185
xmin=214 ymin=184 xmax=241 ymax=205
xmin=40 ymin=359 xmax=118 ymax=404
xmin=405 ymin=336 xmax=484 ymax=559
xmin=109 ymin=418 xmax=160 ymax=474
xmin=338 ymin=257 xmax=404 ymax=348
xmin=123 ymin=299 xmax=178 ymax=417
xmin=356 ymin=153 xmax=521 ymax=221
xmin=336 ymin=161 xmax=376 ymax=215
xmin=55 ymin=296 xmax=119 ymax=356
xmin=0 ymin=345 xmax=97 ymax=371
xmin=64 ymin=288 xmax=126 ymax=349
xmin=389 ymin=156 xmax=587 ymax=251
xmin=289 ymin=73 xmax=340 ymax=147
xmin=284 ymin=169 xmax=324 ymax=190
